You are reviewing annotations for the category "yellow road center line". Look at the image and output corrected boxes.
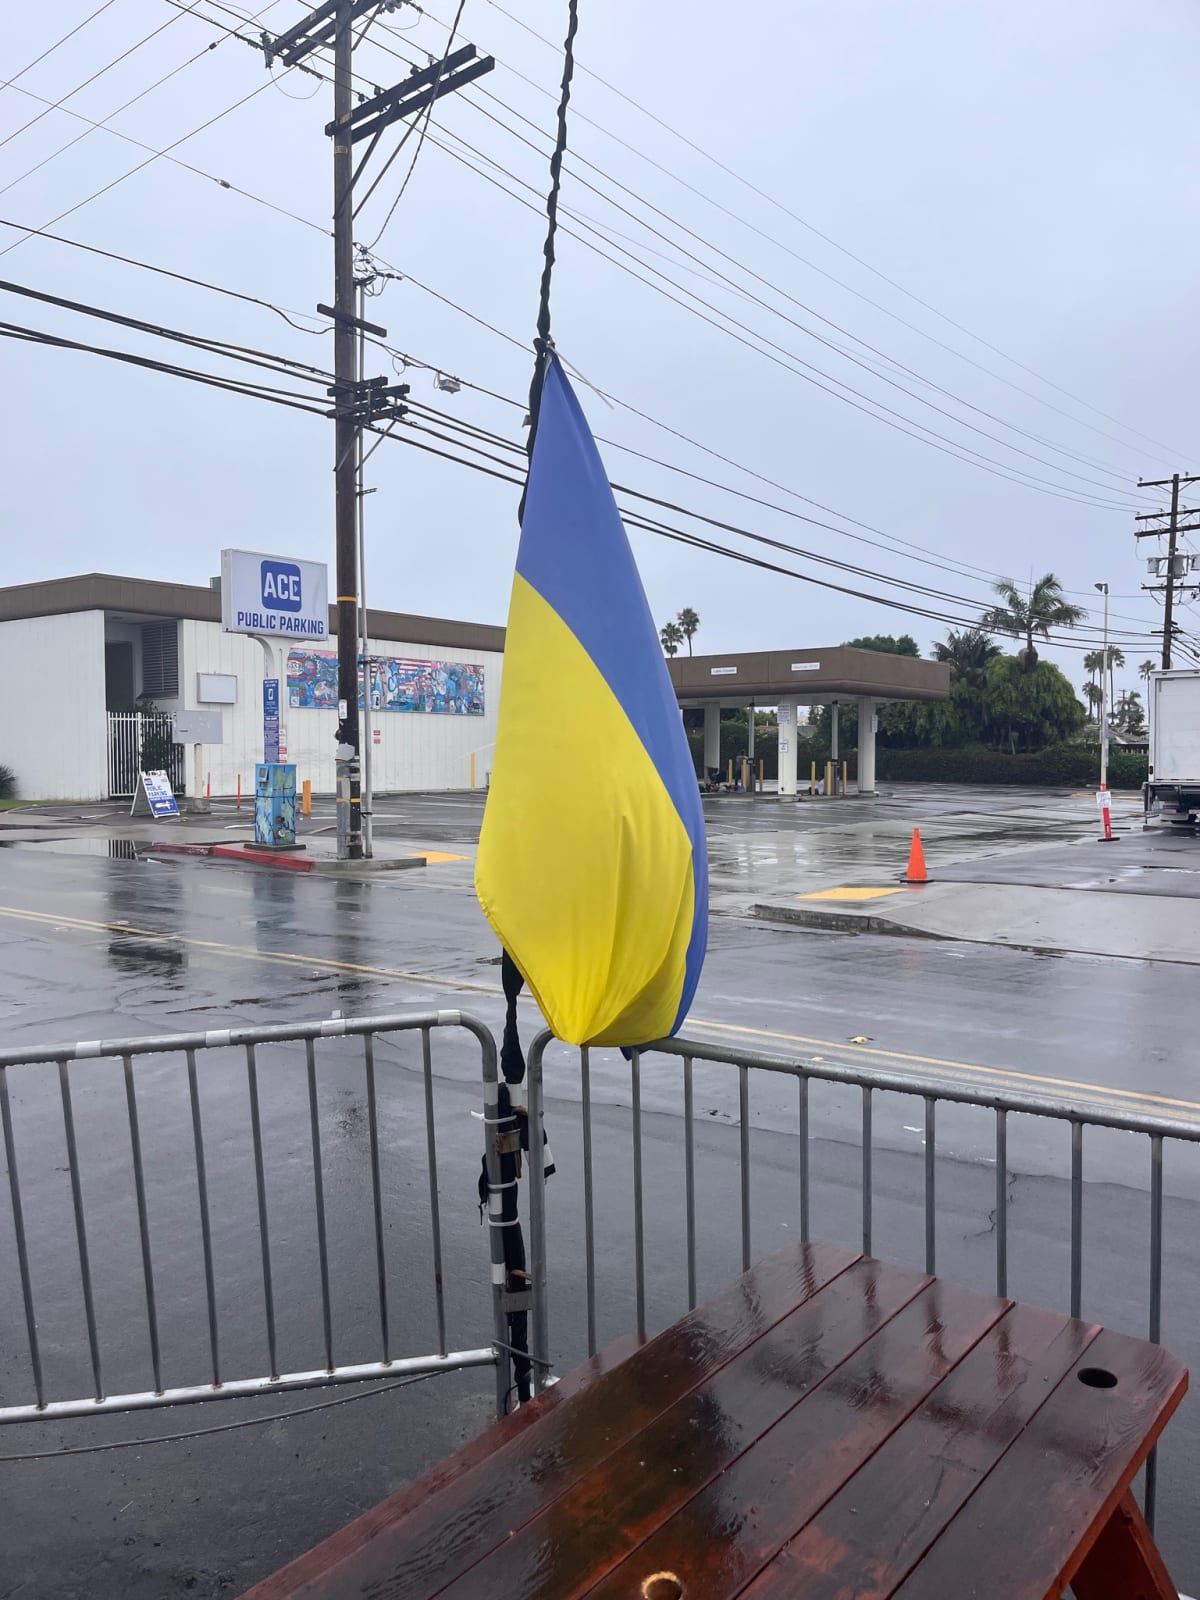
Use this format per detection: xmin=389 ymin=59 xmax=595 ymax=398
xmin=2 ymin=904 xmax=1195 ymax=1119
xmin=690 ymin=1018 xmax=1200 ymax=1118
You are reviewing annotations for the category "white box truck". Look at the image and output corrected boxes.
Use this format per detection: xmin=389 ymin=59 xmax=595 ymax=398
xmin=1145 ymin=669 xmax=1200 ymax=825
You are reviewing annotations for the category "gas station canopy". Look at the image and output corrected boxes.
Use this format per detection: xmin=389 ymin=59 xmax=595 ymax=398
xmin=668 ymin=645 xmax=950 ymax=708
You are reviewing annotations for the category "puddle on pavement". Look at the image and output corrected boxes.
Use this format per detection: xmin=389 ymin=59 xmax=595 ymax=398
xmin=0 ymin=836 xmax=142 ymax=859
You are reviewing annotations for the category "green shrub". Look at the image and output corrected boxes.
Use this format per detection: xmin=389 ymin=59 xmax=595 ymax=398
xmin=875 ymin=745 xmax=1146 ymax=788
xmin=0 ymin=764 xmax=15 ymax=800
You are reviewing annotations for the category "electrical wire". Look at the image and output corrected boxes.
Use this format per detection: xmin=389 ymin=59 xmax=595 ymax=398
xmin=0 ymin=276 xmax=335 ymax=386
xmin=410 ymin=125 xmax=1147 ymax=513
xmin=0 ymin=1370 xmax=438 ymax=1463
xmin=2 ymin=201 xmax=1156 ymax=634
xmin=449 ymin=87 xmax=1148 ymax=493
xmin=0 ymin=2 xmax=203 ymax=157
xmin=1 ymin=0 xmax=121 ymax=91
xmin=384 ymin=4 xmax=1182 ymax=476
xmin=471 ymin=0 xmax=1194 ymax=467
xmin=259 ymin=8 xmax=1157 ymax=510
xmin=0 ymin=74 xmax=324 ymax=260
xmin=364 ymin=0 xmax=468 ymax=249
xmin=9 ymin=306 xmax=1156 ymax=648
xmin=0 ymin=0 xmax=293 ymax=260
xmin=343 ymin=9 xmax=1160 ymax=504
xmin=399 ymin=397 xmax=1160 ymax=646
xmin=0 ymin=215 xmax=329 ymax=334
xmin=11 ymin=1 xmax=1145 ymax=524
xmin=0 ymin=319 xmax=331 ymax=412
xmin=3 ymin=15 xmax=1161 ymax=632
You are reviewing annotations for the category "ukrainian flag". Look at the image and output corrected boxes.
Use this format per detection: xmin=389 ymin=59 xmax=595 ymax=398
xmin=476 ymin=356 xmax=708 ymax=1048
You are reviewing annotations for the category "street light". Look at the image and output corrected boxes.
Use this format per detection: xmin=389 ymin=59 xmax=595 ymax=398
xmin=1095 ymin=581 xmax=1115 ymax=841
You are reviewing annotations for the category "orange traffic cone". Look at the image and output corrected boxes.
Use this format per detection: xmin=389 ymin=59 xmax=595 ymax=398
xmin=904 ymin=828 xmax=928 ymax=883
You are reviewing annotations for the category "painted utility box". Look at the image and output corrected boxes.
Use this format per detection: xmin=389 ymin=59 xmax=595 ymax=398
xmin=255 ymin=762 xmax=297 ymax=846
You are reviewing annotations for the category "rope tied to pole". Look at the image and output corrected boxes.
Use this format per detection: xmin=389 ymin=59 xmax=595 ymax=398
xmin=524 ymin=0 xmax=580 ymax=455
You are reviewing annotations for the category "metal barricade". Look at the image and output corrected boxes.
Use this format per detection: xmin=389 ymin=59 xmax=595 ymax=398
xmin=0 ymin=1011 xmax=511 ymax=1425
xmin=524 ymin=1030 xmax=1200 ymax=1534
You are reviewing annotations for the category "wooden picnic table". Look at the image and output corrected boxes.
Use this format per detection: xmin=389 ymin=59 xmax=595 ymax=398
xmin=243 ymin=1242 xmax=1186 ymax=1600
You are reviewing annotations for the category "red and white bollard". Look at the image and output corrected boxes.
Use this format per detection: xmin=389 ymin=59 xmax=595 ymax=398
xmin=1098 ymin=784 xmax=1117 ymax=843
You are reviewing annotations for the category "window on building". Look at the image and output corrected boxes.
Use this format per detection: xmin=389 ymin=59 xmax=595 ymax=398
xmin=105 ymin=642 xmax=135 ymax=711
xmin=141 ymin=621 xmax=179 ymax=698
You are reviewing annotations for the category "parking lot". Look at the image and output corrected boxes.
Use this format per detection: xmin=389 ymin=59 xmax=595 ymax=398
xmin=3 ymin=783 xmax=1200 ymax=1596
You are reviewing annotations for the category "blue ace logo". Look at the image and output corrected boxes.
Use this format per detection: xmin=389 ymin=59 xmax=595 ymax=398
xmin=261 ymin=560 xmax=302 ymax=613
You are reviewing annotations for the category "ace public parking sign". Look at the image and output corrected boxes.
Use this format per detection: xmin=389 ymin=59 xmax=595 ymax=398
xmin=220 ymin=549 xmax=329 ymax=640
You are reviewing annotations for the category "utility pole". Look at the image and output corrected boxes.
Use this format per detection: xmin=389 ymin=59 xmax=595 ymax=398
xmin=1136 ymin=473 xmax=1200 ymax=671
xmin=262 ymin=5 xmax=493 ymax=858
xmin=332 ymin=0 xmax=360 ymax=857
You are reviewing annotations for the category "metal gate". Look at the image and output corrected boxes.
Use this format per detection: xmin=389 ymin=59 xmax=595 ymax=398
xmin=106 ymin=711 xmax=185 ymax=799
xmin=0 ymin=1011 xmax=509 ymax=1425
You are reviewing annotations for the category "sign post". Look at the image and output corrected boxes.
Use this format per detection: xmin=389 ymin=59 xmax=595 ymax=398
xmin=173 ymin=709 xmax=224 ymax=814
xmin=220 ymin=548 xmax=327 ymax=818
xmin=263 ymin=679 xmax=281 ymax=763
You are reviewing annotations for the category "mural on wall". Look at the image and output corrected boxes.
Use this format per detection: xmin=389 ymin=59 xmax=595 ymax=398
xmin=287 ymin=650 xmax=485 ymax=716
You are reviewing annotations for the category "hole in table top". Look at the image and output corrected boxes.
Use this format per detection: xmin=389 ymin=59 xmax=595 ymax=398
xmin=1078 ymin=1367 xmax=1118 ymax=1389
xmin=642 ymin=1575 xmax=684 ymax=1600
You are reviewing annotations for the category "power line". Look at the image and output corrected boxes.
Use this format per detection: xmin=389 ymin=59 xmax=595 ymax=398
xmin=10 ymin=6 xmax=1149 ymax=531
xmin=1 ymin=0 xmax=121 ymax=92
xmin=6 ymin=300 xmax=1159 ymax=650
xmin=446 ymin=87 xmax=1148 ymax=495
xmin=0 ymin=2 xmax=201 ymax=158
xmin=364 ymin=0 xmax=468 ymax=249
xmin=0 ymin=0 xmax=292 ymax=259
xmin=261 ymin=9 xmax=1154 ymax=509
xmin=12 ymin=196 xmax=1149 ymax=631
xmin=399 ymin=397 xmax=1158 ymax=647
xmin=411 ymin=125 xmax=1146 ymax=513
xmin=0 ymin=32 xmax=1158 ymax=617
xmin=0 ymin=66 xmax=325 ymax=260
xmin=342 ymin=6 xmax=1158 ymax=503
xmin=0 ymin=214 xmax=329 ymax=333
xmin=471 ymin=0 xmax=1193 ymax=467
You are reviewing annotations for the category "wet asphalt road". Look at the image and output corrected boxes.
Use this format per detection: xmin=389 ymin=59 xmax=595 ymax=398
xmin=2 ymin=792 xmax=1200 ymax=1595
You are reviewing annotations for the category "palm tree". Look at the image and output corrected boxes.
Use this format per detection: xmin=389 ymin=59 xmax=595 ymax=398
xmin=980 ymin=574 xmax=1086 ymax=671
xmin=1139 ymin=658 xmax=1156 ymax=684
xmin=1121 ymin=689 xmax=1147 ymax=736
xmin=1082 ymin=681 xmax=1103 ymax=723
xmin=1083 ymin=650 xmax=1105 ymax=695
xmin=1105 ymin=646 xmax=1125 ymax=712
xmin=677 ymin=607 xmax=700 ymax=656
xmin=933 ymin=628 xmax=1001 ymax=687
xmin=660 ymin=620 xmax=684 ymax=658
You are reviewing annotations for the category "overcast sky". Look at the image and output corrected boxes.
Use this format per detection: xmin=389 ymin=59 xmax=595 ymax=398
xmin=2 ymin=0 xmax=1197 ymax=694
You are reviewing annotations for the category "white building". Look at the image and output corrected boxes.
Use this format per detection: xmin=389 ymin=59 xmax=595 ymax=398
xmin=0 ymin=573 xmax=504 ymax=802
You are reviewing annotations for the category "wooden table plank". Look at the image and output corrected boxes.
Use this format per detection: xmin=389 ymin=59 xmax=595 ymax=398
xmin=572 ymin=1276 xmax=1008 ymax=1600
xmin=740 ymin=1302 xmax=1099 ymax=1600
xmin=248 ymin=1241 xmax=857 ymax=1600
xmin=241 ymin=1335 xmax=642 ymax=1600
xmin=435 ymin=1257 xmax=943 ymax=1600
xmin=884 ymin=1326 xmax=1187 ymax=1600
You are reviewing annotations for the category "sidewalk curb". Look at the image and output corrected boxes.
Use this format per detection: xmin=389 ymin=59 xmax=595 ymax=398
xmin=142 ymin=842 xmax=428 ymax=875
xmin=751 ymin=902 xmax=945 ymax=940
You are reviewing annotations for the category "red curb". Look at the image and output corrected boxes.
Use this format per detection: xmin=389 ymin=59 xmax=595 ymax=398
xmin=211 ymin=844 xmax=315 ymax=871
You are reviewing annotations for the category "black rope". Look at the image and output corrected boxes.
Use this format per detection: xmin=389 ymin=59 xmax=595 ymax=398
xmin=523 ymin=0 xmax=580 ymax=454
xmin=484 ymin=0 xmax=579 ymax=1406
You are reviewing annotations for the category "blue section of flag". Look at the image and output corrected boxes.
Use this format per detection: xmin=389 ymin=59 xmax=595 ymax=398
xmin=518 ymin=359 xmax=705 ymax=867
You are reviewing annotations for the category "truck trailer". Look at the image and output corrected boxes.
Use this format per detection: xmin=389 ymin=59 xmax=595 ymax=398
xmin=1145 ymin=668 xmax=1200 ymax=825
